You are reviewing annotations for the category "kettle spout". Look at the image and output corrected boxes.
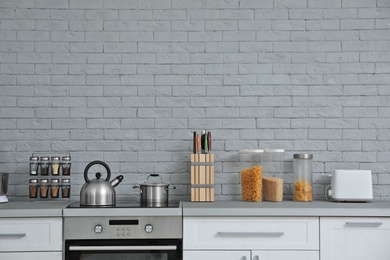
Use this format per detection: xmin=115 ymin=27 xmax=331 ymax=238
xmin=110 ymin=175 xmax=124 ymax=188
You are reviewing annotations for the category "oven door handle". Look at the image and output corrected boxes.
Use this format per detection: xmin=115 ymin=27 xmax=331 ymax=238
xmin=69 ymin=245 xmax=177 ymax=251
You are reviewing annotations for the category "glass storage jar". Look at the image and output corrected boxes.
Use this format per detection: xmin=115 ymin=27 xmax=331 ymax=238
xmin=61 ymin=179 xmax=71 ymax=198
xmin=262 ymin=149 xmax=284 ymax=202
xmin=29 ymin=156 xmax=39 ymax=176
xmin=62 ymin=156 xmax=71 ymax=175
xmin=293 ymin=153 xmax=313 ymax=202
xmin=50 ymin=179 xmax=60 ymax=198
xmin=40 ymin=179 xmax=49 ymax=198
xmin=40 ymin=157 xmax=50 ymax=176
xmin=51 ymin=157 xmax=60 ymax=176
xmin=29 ymin=179 xmax=39 ymax=198
xmin=239 ymin=149 xmax=263 ymax=202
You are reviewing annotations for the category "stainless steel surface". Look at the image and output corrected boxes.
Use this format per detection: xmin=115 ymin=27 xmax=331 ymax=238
xmin=80 ymin=160 xmax=123 ymax=207
xmin=134 ymin=174 xmax=176 ymax=208
xmin=0 ymin=173 xmax=9 ymax=196
xmin=69 ymin=245 xmax=177 ymax=251
xmin=64 ymin=216 xmax=182 ymax=239
xmin=293 ymin=153 xmax=313 ymax=159
xmin=345 ymin=221 xmax=383 ymax=227
xmin=217 ymin=231 xmax=285 ymax=237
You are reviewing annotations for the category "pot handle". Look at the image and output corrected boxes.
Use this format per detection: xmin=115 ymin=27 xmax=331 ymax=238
xmin=165 ymin=185 xmax=176 ymax=191
xmin=84 ymin=160 xmax=111 ymax=182
xmin=147 ymin=174 xmax=162 ymax=182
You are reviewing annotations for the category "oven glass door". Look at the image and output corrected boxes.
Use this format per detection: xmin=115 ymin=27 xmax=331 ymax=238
xmin=65 ymin=239 xmax=182 ymax=260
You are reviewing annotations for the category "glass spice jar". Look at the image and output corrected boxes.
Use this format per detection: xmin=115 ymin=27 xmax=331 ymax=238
xmin=51 ymin=156 xmax=60 ymax=175
xmin=50 ymin=179 xmax=60 ymax=198
xmin=62 ymin=156 xmax=71 ymax=176
xmin=29 ymin=156 xmax=39 ymax=176
xmin=61 ymin=179 xmax=70 ymax=198
xmin=40 ymin=179 xmax=49 ymax=198
xmin=40 ymin=157 xmax=50 ymax=176
xmin=29 ymin=179 xmax=39 ymax=198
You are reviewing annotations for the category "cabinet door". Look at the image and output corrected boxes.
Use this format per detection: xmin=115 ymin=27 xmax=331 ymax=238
xmin=320 ymin=217 xmax=390 ymax=260
xmin=184 ymin=250 xmax=250 ymax=260
xmin=1 ymin=252 xmax=62 ymax=260
xmin=184 ymin=217 xmax=319 ymax=250
xmin=0 ymin=218 xmax=62 ymax=252
xmin=252 ymin=251 xmax=319 ymax=260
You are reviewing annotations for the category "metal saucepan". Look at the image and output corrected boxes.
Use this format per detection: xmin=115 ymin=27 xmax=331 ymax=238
xmin=133 ymin=174 xmax=176 ymax=208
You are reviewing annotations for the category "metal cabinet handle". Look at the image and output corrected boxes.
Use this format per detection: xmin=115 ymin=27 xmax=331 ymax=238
xmin=217 ymin=231 xmax=284 ymax=237
xmin=346 ymin=221 xmax=383 ymax=227
xmin=0 ymin=233 xmax=27 ymax=238
xmin=69 ymin=245 xmax=177 ymax=251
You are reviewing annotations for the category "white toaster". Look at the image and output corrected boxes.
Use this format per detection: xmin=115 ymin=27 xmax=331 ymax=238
xmin=327 ymin=170 xmax=373 ymax=202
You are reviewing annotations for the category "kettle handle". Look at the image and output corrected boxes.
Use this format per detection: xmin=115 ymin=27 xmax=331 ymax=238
xmin=84 ymin=160 xmax=111 ymax=182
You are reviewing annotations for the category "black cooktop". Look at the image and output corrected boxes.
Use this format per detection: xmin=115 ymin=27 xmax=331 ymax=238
xmin=67 ymin=201 xmax=180 ymax=208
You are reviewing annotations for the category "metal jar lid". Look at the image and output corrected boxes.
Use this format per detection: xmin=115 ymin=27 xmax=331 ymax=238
xmin=40 ymin=156 xmax=49 ymax=161
xmin=29 ymin=179 xmax=38 ymax=183
xmin=50 ymin=179 xmax=60 ymax=184
xmin=61 ymin=179 xmax=70 ymax=184
xmin=62 ymin=156 xmax=71 ymax=161
xmin=40 ymin=179 xmax=49 ymax=183
xmin=30 ymin=156 xmax=39 ymax=161
xmin=51 ymin=156 xmax=60 ymax=161
xmin=293 ymin=153 xmax=313 ymax=159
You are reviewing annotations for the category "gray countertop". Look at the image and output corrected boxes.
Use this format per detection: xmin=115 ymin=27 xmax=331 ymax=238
xmin=182 ymin=200 xmax=390 ymax=217
xmin=0 ymin=200 xmax=75 ymax=218
xmin=2 ymin=199 xmax=390 ymax=218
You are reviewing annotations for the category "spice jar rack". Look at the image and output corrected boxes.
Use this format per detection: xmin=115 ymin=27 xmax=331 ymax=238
xmin=28 ymin=153 xmax=71 ymax=200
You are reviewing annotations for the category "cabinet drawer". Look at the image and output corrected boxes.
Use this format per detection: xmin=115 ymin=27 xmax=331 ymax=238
xmin=1 ymin=252 xmax=62 ymax=260
xmin=0 ymin=218 xmax=62 ymax=252
xmin=320 ymin=217 xmax=390 ymax=260
xmin=184 ymin=250 xmax=250 ymax=260
xmin=184 ymin=217 xmax=319 ymax=250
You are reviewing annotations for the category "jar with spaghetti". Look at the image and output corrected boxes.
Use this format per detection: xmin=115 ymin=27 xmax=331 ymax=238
xmin=293 ymin=154 xmax=313 ymax=202
xmin=239 ymin=149 xmax=263 ymax=202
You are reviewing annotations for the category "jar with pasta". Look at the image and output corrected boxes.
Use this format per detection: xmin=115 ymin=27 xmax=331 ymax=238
xmin=293 ymin=153 xmax=313 ymax=202
xmin=239 ymin=149 xmax=263 ymax=202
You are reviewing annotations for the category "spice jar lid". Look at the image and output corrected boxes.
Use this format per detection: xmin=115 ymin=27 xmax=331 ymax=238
xmin=30 ymin=156 xmax=39 ymax=161
xmin=51 ymin=179 xmax=60 ymax=183
xmin=40 ymin=179 xmax=49 ymax=183
xmin=62 ymin=156 xmax=71 ymax=161
xmin=293 ymin=153 xmax=313 ymax=159
xmin=29 ymin=179 xmax=38 ymax=183
xmin=40 ymin=156 xmax=49 ymax=161
xmin=51 ymin=156 xmax=60 ymax=161
xmin=61 ymin=179 xmax=70 ymax=183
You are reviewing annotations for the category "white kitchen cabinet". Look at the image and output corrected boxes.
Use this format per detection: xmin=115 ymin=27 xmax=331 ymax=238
xmin=320 ymin=217 xmax=390 ymax=260
xmin=1 ymin=252 xmax=62 ymax=260
xmin=0 ymin=218 xmax=62 ymax=260
xmin=253 ymin=251 xmax=319 ymax=260
xmin=183 ymin=217 xmax=320 ymax=260
xmin=184 ymin=251 xmax=250 ymax=260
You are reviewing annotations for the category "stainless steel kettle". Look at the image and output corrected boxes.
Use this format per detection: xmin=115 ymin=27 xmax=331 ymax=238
xmin=80 ymin=160 xmax=123 ymax=207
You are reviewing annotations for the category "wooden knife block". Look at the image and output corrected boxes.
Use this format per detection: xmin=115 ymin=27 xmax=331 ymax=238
xmin=190 ymin=154 xmax=214 ymax=202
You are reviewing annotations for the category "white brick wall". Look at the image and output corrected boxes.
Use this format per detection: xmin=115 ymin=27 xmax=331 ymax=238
xmin=0 ymin=0 xmax=389 ymax=201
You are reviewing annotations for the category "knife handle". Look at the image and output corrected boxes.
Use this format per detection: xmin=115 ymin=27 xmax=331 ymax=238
xmin=196 ymin=134 xmax=201 ymax=154
xmin=193 ymin=131 xmax=196 ymax=154
xmin=207 ymin=131 xmax=211 ymax=152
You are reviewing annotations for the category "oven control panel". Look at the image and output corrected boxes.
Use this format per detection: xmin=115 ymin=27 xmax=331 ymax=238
xmin=65 ymin=216 xmax=182 ymax=240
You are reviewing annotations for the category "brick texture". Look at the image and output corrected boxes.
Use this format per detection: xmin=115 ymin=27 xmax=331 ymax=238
xmin=0 ymin=0 xmax=389 ymax=201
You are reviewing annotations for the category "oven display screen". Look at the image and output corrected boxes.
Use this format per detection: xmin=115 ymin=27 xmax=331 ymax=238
xmin=109 ymin=220 xmax=139 ymax=225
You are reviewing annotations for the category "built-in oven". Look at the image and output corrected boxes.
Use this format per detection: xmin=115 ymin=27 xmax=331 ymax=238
xmin=63 ymin=203 xmax=183 ymax=260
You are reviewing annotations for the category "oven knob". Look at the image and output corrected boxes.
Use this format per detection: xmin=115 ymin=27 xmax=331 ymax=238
xmin=94 ymin=224 xmax=103 ymax=234
xmin=144 ymin=224 xmax=153 ymax=233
